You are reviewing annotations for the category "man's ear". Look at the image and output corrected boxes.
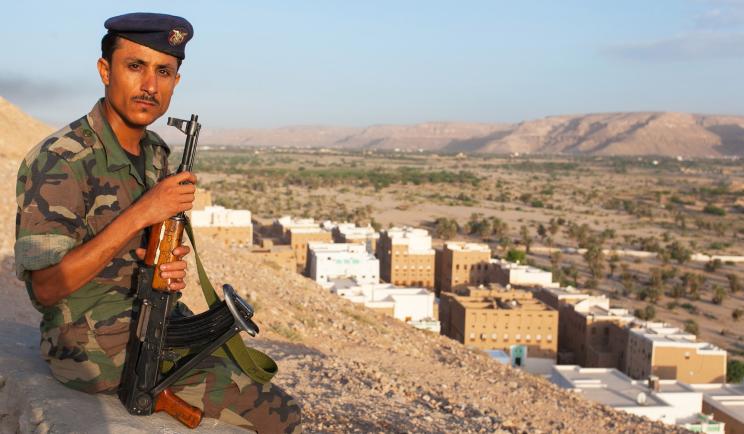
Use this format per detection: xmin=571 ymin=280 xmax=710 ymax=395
xmin=174 ymin=72 xmax=181 ymax=88
xmin=97 ymin=57 xmax=111 ymax=86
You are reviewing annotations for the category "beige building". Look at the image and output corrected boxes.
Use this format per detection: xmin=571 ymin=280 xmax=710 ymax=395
xmin=272 ymin=216 xmax=333 ymax=272
xmin=248 ymin=239 xmax=296 ymax=272
xmin=535 ymin=287 xmax=635 ymax=368
xmin=377 ymin=227 xmax=435 ymax=288
xmin=288 ymin=229 xmax=333 ymax=273
xmin=625 ymin=323 xmax=727 ymax=384
xmin=435 ymin=242 xmax=495 ymax=296
xmin=439 ymin=285 xmax=558 ymax=359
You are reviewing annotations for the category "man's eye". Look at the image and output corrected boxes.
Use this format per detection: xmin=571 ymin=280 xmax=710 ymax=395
xmin=128 ymin=63 xmax=141 ymax=70
xmin=158 ymin=69 xmax=171 ymax=76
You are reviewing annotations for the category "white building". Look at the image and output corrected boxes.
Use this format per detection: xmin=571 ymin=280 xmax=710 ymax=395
xmin=308 ymin=243 xmax=379 ymax=287
xmin=551 ymin=366 xmax=720 ymax=431
xmin=687 ymin=383 xmax=744 ymax=433
xmin=334 ymin=222 xmax=380 ymax=254
xmin=190 ymin=206 xmax=251 ymax=228
xmin=330 ymin=278 xmax=437 ymax=325
xmin=386 ymin=226 xmax=434 ymax=254
xmin=275 ymin=215 xmax=321 ymax=235
xmin=491 ymin=259 xmax=558 ymax=288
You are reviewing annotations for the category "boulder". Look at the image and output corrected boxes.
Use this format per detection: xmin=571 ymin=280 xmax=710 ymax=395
xmin=0 ymin=321 xmax=247 ymax=434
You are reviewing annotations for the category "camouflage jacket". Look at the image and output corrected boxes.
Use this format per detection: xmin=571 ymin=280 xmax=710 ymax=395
xmin=15 ymin=99 xmax=170 ymax=392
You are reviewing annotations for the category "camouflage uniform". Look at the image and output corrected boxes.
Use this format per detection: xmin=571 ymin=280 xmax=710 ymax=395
xmin=15 ymin=100 xmax=301 ymax=433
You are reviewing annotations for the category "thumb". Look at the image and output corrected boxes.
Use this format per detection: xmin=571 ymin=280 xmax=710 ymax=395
xmin=135 ymin=248 xmax=146 ymax=260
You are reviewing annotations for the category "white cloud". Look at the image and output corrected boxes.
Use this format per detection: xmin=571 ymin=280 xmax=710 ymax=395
xmin=605 ymin=31 xmax=744 ymax=61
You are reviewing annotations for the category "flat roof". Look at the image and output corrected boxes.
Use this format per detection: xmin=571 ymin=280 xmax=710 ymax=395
xmin=629 ymin=324 xmax=725 ymax=352
xmin=553 ymin=366 xmax=674 ymax=408
xmin=308 ymin=242 xmax=369 ymax=254
xmin=288 ymin=227 xmax=328 ymax=234
xmin=687 ymin=383 xmax=744 ymax=424
xmin=491 ymin=259 xmax=552 ymax=274
xmin=444 ymin=241 xmax=491 ymax=253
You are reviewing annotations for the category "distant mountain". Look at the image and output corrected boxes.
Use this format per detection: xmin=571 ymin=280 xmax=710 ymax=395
xmin=156 ymin=112 xmax=744 ymax=157
xmin=0 ymin=97 xmax=53 ymax=159
xmin=5 ymin=98 xmax=742 ymax=157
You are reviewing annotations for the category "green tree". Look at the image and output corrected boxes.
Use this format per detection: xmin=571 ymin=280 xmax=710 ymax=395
xmin=704 ymin=259 xmax=723 ymax=273
xmin=548 ymin=218 xmax=560 ymax=236
xmin=537 ymin=224 xmax=547 ymax=239
xmin=506 ymin=249 xmax=526 ymax=264
xmin=728 ymin=274 xmax=741 ymax=294
xmin=728 ymin=360 xmax=744 ymax=384
xmin=519 ymin=225 xmax=533 ymax=254
xmin=732 ymin=308 xmax=743 ymax=322
xmin=433 ymin=217 xmax=459 ymax=240
xmin=583 ymin=242 xmax=605 ymax=279
xmin=634 ymin=304 xmax=656 ymax=321
xmin=667 ymin=240 xmax=691 ymax=265
xmin=608 ymin=254 xmax=620 ymax=277
xmin=684 ymin=319 xmax=699 ymax=336
xmin=712 ymin=286 xmax=726 ymax=305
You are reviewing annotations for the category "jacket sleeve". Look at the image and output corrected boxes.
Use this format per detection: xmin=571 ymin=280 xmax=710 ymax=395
xmin=14 ymin=151 xmax=86 ymax=281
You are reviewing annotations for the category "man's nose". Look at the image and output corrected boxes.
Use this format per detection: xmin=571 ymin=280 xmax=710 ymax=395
xmin=140 ymin=68 xmax=158 ymax=95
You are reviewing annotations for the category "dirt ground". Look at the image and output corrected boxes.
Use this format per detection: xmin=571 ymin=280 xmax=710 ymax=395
xmin=191 ymin=149 xmax=744 ymax=361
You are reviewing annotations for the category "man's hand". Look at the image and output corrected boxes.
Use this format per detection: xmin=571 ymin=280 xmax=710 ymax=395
xmin=136 ymin=245 xmax=191 ymax=291
xmin=130 ymin=172 xmax=197 ymax=230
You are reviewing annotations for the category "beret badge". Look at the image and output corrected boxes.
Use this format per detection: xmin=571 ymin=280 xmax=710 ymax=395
xmin=168 ymin=28 xmax=188 ymax=46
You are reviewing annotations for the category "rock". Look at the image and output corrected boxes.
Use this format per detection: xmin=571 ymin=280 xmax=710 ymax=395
xmin=0 ymin=321 xmax=247 ymax=434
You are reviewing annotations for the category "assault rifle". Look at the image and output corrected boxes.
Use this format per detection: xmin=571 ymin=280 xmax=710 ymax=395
xmin=118 ymin=115 xmax=261 ymax=428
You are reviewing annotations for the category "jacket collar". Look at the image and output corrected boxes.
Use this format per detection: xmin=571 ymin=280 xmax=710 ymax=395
xmin=86 ymin=99 xmax=168 ymax=187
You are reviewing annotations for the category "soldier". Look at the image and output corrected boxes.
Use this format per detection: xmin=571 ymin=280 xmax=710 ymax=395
xmin=14 ymin=12 xmax=301 ymax=433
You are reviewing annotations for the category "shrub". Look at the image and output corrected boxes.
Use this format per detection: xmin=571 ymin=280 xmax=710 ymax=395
xmin=703 ymin=204 xmax=726 ymax=216
xmin=635 ymin=305 xmax=656 ymax=321
xmin=712 ymin=286 xmax=726 ymax=305
xmin=683 ymin=319 xmax=699 ymax=336
xmin=733 ymin=308 xmax=743 ymax=321
xmin=505 ymin=249 xmax=526 ymax=264
xmin=728 ymin=360 xmax=744 ymax=384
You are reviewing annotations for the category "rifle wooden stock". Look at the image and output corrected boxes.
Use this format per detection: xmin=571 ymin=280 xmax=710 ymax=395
xmin=154 ymin=388 xmax=203 ymax=429
xmin=144 ymin=217 xmax=186 ymax=291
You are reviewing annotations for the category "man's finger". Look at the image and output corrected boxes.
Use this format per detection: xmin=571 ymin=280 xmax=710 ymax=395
xmin=168 ymin=280 xmax=186 ymax=291
xmin=172 ymin=171 xmax=197 ymax=184
xmin=135 ymin=248 xmax=146 ymax=260
xmin=172 ymin=245 xmax=191 ymax=257
xmin=161 ymin=270 xmax=187 ymax=279
xmin=160 ymin=260 xmax=187 ymax=271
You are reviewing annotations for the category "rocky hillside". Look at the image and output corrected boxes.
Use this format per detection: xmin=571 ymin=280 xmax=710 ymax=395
xmin=0 ymin=97 xmax=53 ymax=159
xmin=156 ymin=112 xmax=744 ymax=157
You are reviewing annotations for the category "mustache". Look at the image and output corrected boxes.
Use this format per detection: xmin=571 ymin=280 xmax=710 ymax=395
xmin=132 ymin=94 xmax=160 ymax=105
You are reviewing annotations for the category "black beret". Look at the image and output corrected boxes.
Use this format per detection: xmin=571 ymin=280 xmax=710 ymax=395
xmin=104 ymin=12 xmax=193 ymax=60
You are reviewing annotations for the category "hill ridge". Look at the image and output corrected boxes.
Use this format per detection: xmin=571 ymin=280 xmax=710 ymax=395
xmin=151 ymin=111 xmax=744 ymax=157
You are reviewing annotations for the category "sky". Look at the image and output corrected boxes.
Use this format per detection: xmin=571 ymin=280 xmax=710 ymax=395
xmin=1 ymin=0 xmax=743 ymax=128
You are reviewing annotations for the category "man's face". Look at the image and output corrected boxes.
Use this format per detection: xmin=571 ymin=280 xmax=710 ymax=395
xmin=98 ymin=37 xmax=181 ymax=128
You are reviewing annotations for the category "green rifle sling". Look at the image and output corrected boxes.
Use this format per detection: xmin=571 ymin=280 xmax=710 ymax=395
xmin=184 ymin=220 xmax=278 ymax=384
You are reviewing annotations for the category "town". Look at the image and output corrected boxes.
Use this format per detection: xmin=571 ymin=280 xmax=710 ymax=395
xmin=190 ymin=191 xmax=744 ymax=434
